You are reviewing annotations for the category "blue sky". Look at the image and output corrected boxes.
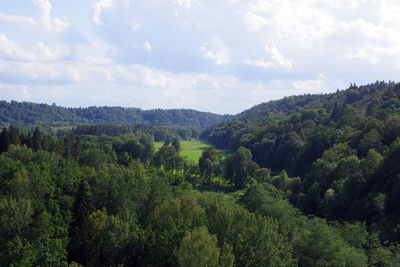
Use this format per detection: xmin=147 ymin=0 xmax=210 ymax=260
xmin=0 ymin=0 xmax=399 ymax=114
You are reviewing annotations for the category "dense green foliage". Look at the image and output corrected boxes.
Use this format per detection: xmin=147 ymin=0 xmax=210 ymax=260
xmin=0 ymin=100 xmax=231 ymax=128
xmin=2 ymin=81 xmax=400 ymax=266
xmin=204 ymin=81 xmax=400 ymax=244
xmin=2 ymin=124 xmax=398 ymax=266
xmin=73 ymin=124 xmax=202 ymax=141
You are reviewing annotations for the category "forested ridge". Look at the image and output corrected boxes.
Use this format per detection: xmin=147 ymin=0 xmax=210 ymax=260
xmin=0 ymin=101 xmax=231 ymax=128
xmin=1 ymin=81 xmax=400 ymax=266
xmin=204 ymin=81 xmax=400 ymax=243
xmin=1 ymin=125 xmax=398 ymax=266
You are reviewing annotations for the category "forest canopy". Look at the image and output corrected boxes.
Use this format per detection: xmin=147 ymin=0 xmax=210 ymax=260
xmin=0 ymin=101 xmax=232 ymax=128
xmin=1 ymin=81 xmax=400 ymax=266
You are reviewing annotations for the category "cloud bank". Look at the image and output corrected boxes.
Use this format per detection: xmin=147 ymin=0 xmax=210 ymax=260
xmin=0 ymin=0 xmax=399 ymax=114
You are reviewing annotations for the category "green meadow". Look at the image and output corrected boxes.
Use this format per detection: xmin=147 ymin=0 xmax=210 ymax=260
xmin=155 ymin=140 xmax=232 ymax=163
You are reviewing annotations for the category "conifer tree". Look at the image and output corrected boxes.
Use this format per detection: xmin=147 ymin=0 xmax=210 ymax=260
xmin=0 ymin=127 xmax=10 ymax=153
xmin=68 ymin=178 xmax=93 ymax=265
xmin=32 ymin=127 xmax=42 ymax=152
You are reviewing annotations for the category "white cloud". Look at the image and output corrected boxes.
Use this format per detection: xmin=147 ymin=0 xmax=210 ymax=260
xmin=0 ymin=83 xmax=69 ymax=103
xmin=0 ymin=0 xmax=69 ymax=32
xmin=0 ymin=35 xmax=37 ymax=61
xmin=144 ymin=41 xmax=152 ymax=51
xmin=0 ymin=83 xmax=31 ymax=99
xmin=291 ymin=73 xmax=340 ymax=94
xmin=243 ymin=59 xmax=274 ymax=69
xmin=244 ymin=43 xmax=292 ymax=70
xmin=345 ymin=49 xmax=380 ymax=65
xmin=1 ymin=0 xmax=400 ymax=114
xmin=251 ymin=1 xmax=335 ymax=50
xmin=200 ymin=39 xmax=231 ymax=65
xmin=0 ymin=34 xmax=69 ymax=63
xmin=265 ymin=43 xmax=292 ymax=70
xmin=33 ymin=0 xmax=51 ymax=23
xmin=33 ymin=0 xmax=69 ymax=32
xmin=92 ymin=0 xmax=113 ymax=26
xmin=0 ymin=47 xmax=347 ymax=114
xmin=174 ymin=0 xmax=199 ymax=8
xmin=0 ymin=13 xmax=37 ymax=27
xmin=242 ymin=12 xmax=269 ymax=31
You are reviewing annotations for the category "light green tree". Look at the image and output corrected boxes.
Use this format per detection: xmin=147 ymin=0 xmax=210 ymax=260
xmin=177 ymin=226 xmax=233 ymax=267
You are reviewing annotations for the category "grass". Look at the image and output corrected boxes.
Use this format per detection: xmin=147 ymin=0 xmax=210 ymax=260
xmin=154 ymin=139 xmax=232 ymax=163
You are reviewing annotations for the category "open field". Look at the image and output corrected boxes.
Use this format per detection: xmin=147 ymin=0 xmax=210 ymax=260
xmin=155 ymin=140 xmax=232 ymax=163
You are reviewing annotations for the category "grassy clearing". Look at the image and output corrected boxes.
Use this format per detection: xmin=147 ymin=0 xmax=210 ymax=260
xmin=180 ymin=140 xmax=210 ymax=162
xmin=154 ymin=140 xmax=232 ymax=163
xmin=154 ymin=142 xmax=164 ymax=151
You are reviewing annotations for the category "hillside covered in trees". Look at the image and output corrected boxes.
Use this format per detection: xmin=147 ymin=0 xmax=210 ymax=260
xmin=2 ymin=81 xmax=400 ymax=266
xmin=204 ymin=81 xmax=400 ymax=242
xmin=1 ymin=124 xmax=399 ymax=266
xmin=0 ymin=101 xmax=232 ymax=128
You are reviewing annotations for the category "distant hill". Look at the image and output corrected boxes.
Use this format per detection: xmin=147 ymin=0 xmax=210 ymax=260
xmin=230 ymin=81 xmax=396 ymax=126
xmin=203 ymin=80 xmax=400 ymax=172
xmin=0 ymin=101 xmax=232 ymax=128
xmin=203 ymin=81 xmax=400 ymax=235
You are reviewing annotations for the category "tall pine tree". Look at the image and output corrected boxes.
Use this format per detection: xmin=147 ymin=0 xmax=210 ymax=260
xmin=0 ymin=127 xmax=10 ymax=153
xmin=68 ymin=178 xmax=93 ymax=265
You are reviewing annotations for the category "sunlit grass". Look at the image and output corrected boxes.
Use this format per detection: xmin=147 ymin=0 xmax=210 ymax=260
xmin=154 ymin=139 xmax=232 ymax=163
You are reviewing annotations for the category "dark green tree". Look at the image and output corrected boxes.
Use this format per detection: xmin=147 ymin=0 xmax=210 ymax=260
xmin=8 ymin=125 xmax=20 ymax=146
xmin=0 ymin=127 xmax=10 ymax=153
xmin=199 ymin=146 xmax=221 ymax=185
xmin=172 ymin=137 xmax=181 ymax=152
xmin=358 ymin=129 xmax=382 ymax=155
xmin=68 ymin=178 xmax=94 ymax=265
xmin=141 ymin=142 xmax=155 ymax=163
xmin=118 ymin=152 xmax=132 ymax=167
xmin=225 ymin=147 xmax=258 ymax=189
xmin=32 ymin=127 xmax=42 ymax=152
xmin=154 ymin=145 xmax=176 ymax=167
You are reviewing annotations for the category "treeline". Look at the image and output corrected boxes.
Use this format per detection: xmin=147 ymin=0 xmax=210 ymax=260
xmin=204 ymin=81 xmax=400 ymax=242
xmin=0 ymin=100 xmax=232 ymax=128
xmin=73 ymin=124 xmax=201 ymax=141
xmin=1 ymin=127 xmax=399 ymax=266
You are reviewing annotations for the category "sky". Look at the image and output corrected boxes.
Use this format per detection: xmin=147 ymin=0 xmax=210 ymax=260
xmin=0 ymin=0 xmax=399 ymax=114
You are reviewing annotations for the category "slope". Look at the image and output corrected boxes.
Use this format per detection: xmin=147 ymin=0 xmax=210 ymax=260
xmin=204 ymin=81 xmax=400 ymax=241
xmin=0 ymin=101 xmax=232 ymax=128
